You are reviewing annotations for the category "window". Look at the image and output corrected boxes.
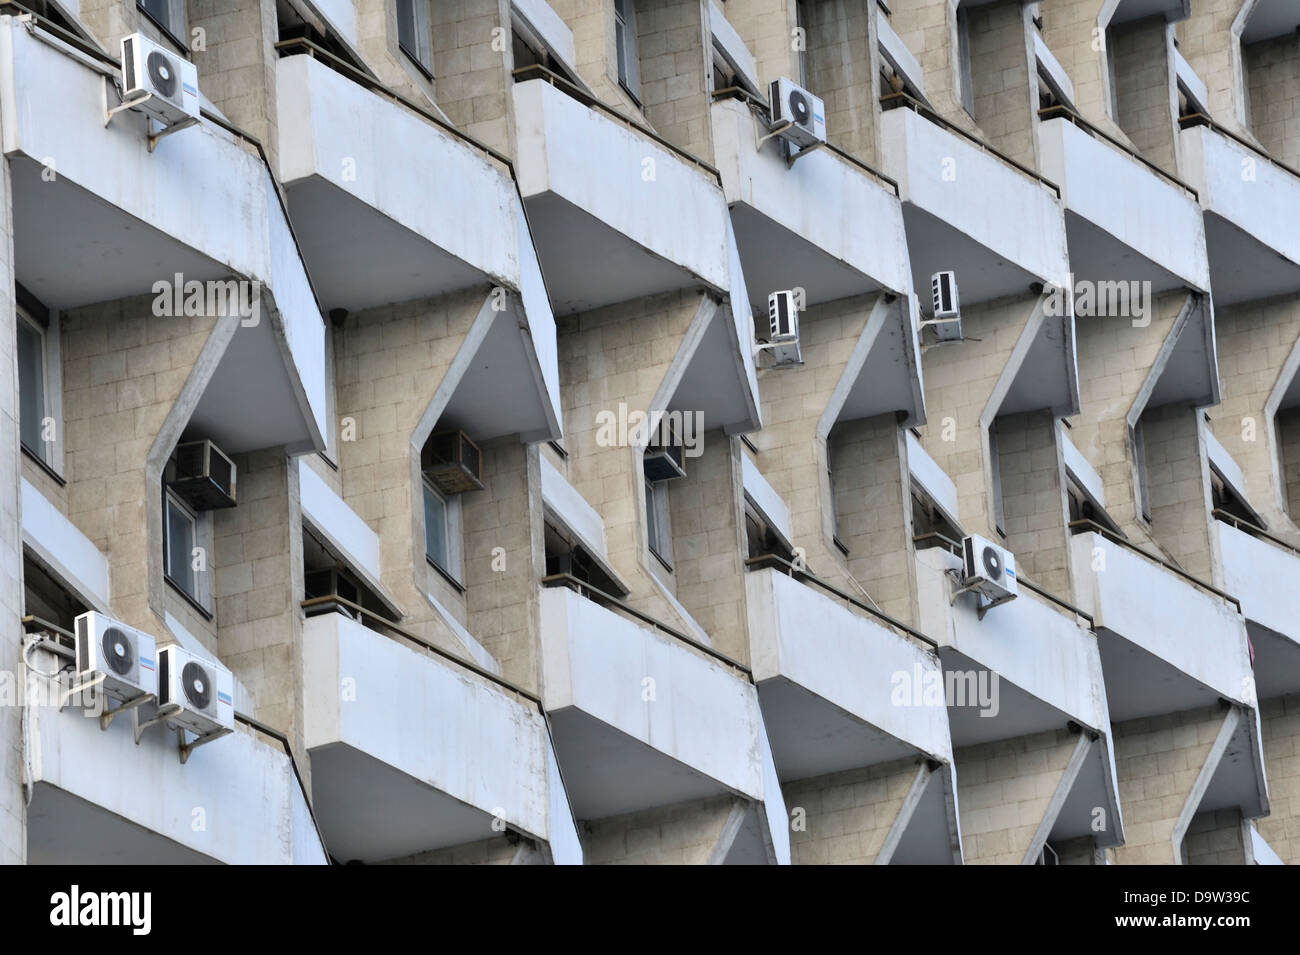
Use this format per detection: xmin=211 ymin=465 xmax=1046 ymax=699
xmin=957 ymin=6 xmax=974 ymax=116
xmin=17 ymin=308 xmax=48 ymax=462
xmin=614 ymin=0 xmax=640 ymax=102
xmin=645 ymin=478 xmax=672 ymax=569
xmin=423 ymin=479 xmax=462 ymax=583
xmin=164 ymin=490 xmax=209 ymax=610
xmin=396 ymin=0 xmax=432 ymax=76
xmin=138 ymin=0 xmax=187 ymax=48
xmin=989 ymin=426 xmax=1006 ymax=537
xmin=744 ymin=500 xmax=793 ymax=562
xmin=1104 ymin=27 xmax=1119 ymax=122
xmin=795 ymin=0 xmax=812 ymax=89
xmin=1133 ymin=420 xmax=1151 ymax=522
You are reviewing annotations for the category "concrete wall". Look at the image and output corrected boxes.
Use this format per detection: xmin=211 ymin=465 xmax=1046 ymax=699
xmin=1244 ymin=33 xmax=1300 ymax=170
xmin=783 ymin=756 xmax=920 ymax=864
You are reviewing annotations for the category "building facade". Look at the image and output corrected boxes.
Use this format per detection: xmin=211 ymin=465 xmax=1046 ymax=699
xmin=1 ymin=0 xmax=1297 ymax=864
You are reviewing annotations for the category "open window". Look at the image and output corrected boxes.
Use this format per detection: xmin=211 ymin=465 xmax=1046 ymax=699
xmin=911 ymin=482 xmax=963 ymax=550
xmin=1066 ymin=474 xmax=1122 ymax=536
xmin=956 ymin=4 xmax=974 ymax=116
xmin=276 ymin=0 xmax=370 ymax=75
xmin=744 ymin=498 xmax=793 ymax=563
xmin=543 ymin=519 xmax=626 ymax=596
xmin=302 ymin=524 xmax=396 ymax=624
xmin=512 ymin=12 xmax=578 ymax=85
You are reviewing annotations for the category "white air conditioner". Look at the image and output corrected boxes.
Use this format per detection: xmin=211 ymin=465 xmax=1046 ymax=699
xmin=120 ymin=32 xmax=199 ymax=125
xmin=74 ymin=611 xmax=158 ymax=702
xmin=961 ymin=534 xmax=1018 ymax=601
xmin=762 ymin=290 xmax=803 ymax=365
xmin=157 ymin=645 xmax=234 ymax=737
xmin=920 ymin=271 xmax=962 ymax=343
xmin=768 ymin=77 xmax=826 ymax=148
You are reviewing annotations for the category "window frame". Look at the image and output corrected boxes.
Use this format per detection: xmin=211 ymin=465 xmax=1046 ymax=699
xmin=137 ymin=0 xmax=188 ymax=51
xmin=17 ymin=307 xmax=49 ymax=464
xmin=423 ymin=478 xmax=463 ymax=585
xmin=644 ymin=477 xmax=672 ymax=570
xmin=396 ymin=0 xmax=434 ymax=78
xmin=956 ymin=5 xmax=974 ymax=117
xmin=613 ymin=0 xmax=641 ymax=103
xmin=163 ymin=488 xmax=212 ymax=613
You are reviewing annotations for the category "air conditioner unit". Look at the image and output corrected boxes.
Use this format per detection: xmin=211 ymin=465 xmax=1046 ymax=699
xmin=120 ymin=32 xmax=199 ymax=126
xmin=74 ymin=612 xmax=158 ymax=703
xmin=167 ymin=439 xmax=237 ymax=510
xmin=961 ymin=533 xmax=1018 ymax=601
xmin=920 ymin=271 xmax=962 ymax=343
xmin=644 ymin=420 xmax=687 ymax=481
xmin=157 ymin=645 xmax=234 ymax=737
xmin=768 ymin=77 xmax=826 ymax=148
xmin=422 ymin=430 xmax=484 ymax=494
xmin=768 ymin=290 xmax=804 ymax=362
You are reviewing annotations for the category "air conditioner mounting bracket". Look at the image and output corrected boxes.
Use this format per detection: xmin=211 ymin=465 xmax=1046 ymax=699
xmin=133 ymin=701 xmax=182 ymax=744
xmin=756 ymin=120 xmax=793 ymax=148
xmin=57 ymin=670 xmax=105 ymax=712
xmin=98 ymin=690 xmax=155 ymax=732
xmin=786 ymin=140 xmax=824 ymax=168
xmin=178 ymin=725 xmax=233 ymax=764
xmin=148 ymin=116 xmax=198 ymax=153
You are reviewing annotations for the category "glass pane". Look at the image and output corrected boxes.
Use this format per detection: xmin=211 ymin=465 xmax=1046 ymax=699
xmin=614 ymin=19 xmax=628 ymax=86
xmin=644 ymin=481 xmax=658 ymax=553
xmin=424 ymin=484 xmax=447 ymax=568
xmin=396 ymin=0 xmax=416 ymax=56
xmin=16 ymin=319 xmax=44 ymax=456
xmin=167 ymin=499 xmax=196 ymax=597
xmin=140 ymin=0 xmax=172 ymax=31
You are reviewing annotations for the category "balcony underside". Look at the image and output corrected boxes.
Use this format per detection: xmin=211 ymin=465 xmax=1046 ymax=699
xmin=9 ymin=156 xmax=232 ymax=309
xmin=902 ymin=204 xmax=1039 ymax=307
xmin=307 ymin=742 xmax=504 ymax=863
xmin=1204 ymin=212 xmax=1300 ymax=306
xmin=940 ymin=648 xmax=1072 ymax=748
xmin=28 ymin=785 xmax=218 ymax=865
xmin=1248 ymin=623 xmax=1300 ymax=700
xmin=757 ymin=676 xmax=919 ymax=783
xmin=523 ymin=192 xmax=710 ymax=314
xmin=1064 ymin=210 xmax=1186 ymax=294
xmin=1097 ymin=627 xmax=1227 ymax=722
xmin=285 ymin=176 xmax=490 ymax=312
xmin=547 ymin=707 xmax=740 ymax=821
xmin=730 ymin=204 xmax=883 ymax=308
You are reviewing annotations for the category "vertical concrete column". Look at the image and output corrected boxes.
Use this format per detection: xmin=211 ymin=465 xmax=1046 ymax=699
xmin=0 ymin=102 xmax=27 ymax=863
xmin=993 ymin=410 xmax=1072 ymax=596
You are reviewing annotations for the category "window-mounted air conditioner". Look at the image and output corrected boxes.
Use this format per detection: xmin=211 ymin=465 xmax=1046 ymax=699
xmin=422 ymin=430 xmax=484 ymax=493
xmin=644 ymin=422 xmax=687 ymax=482
xmin=768 ymin=77 xmax=827 ymax=148
xmin=120 ymin=32 xmax=199 ymax=125
xmin=157 ymin=644 xmax=234 ymax=737
xmin=74 ymin=611 xmax=158 ymax=702
xmin=167 ymin=439 xmax=237 ymax=510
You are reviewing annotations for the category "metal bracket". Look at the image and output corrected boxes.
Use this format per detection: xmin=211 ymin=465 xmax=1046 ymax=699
xmin=178 ymin=725 xmax=233 ymax=764
xmin=756 ymin=120 xmax=793 ymax=149
xmin=133 ymin=702 xmax=182 ymax=745
xmin=98 ymin=691 xmax=154 ymax=731
xmin=148 ymin=116 xmax=198 ymax=153
xmin=949 ymin=574 xmax=1018 ymax=619
xmin=58 ymin=671 xmax=104 ymax=712
xmin=785 ymin=140 xmax=824 ymax=169
xmin=104 ymin=75 xmax=151 ymax=128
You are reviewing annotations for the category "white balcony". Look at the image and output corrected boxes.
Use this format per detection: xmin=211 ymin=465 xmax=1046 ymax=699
xmin=539 ymin=584 xmax=765 ymax=820
xmin=711 ymin=96 xmax=912 ymax=304
xmin=1070 ymin=531 xmax=1254 ymax=717
xmin=1216 ymin=521 xmax=1300 ymax=700
xmin=0 ymin=17 xmax=327 ymax=452
xmin=512 ymin=77 xmax=731 ymax=314
xmin=745 ymin=565 xmax=951 ymax=777
xmin=24 ymin=648 xmax=325 ymax=864
xmin=276 ymin=53 xmax=521 ymax=311
xmin=302 ymin=612 xmax=581 ymax=863
xmin=915 ymin=546 xmax=1122 ymax=847
xmin=1038 ymin=116 xmax=1211 ymax=294
xmin=879 ymin=104 xmax=1070 ymax=305
xmin=1179 ymin=122 xmax=1300 ymax=304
